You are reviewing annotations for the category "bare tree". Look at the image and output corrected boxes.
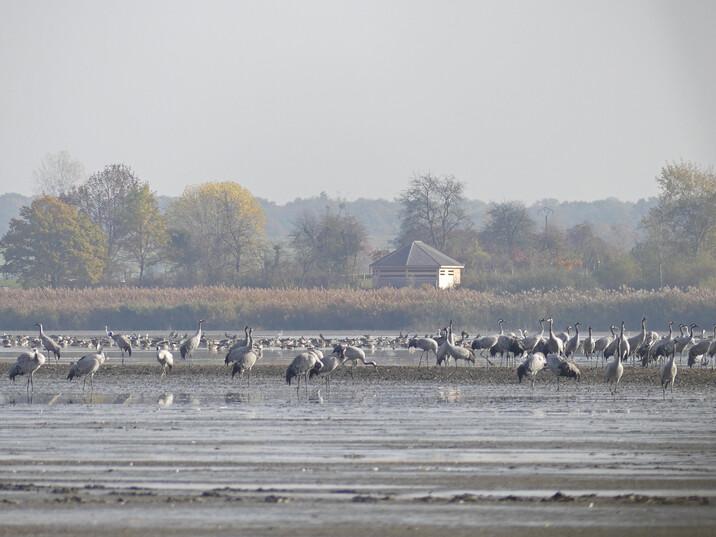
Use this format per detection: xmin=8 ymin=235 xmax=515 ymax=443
xmin=396 ymin=173 xmax=468 ymax=251
xmin=33 ymin=151 xmax=85 ymax=196
xmin=64 ymin=164 xmax=142 ymax=281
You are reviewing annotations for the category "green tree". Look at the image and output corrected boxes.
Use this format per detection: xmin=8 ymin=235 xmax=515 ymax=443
xmin=0 ymin=196 xmax=106 ymax=288
xmin=167 ymin=182 xmax=265 ymax=285
xmin=123 ymin=184 xmax=168 ymax=284
xmin=479 ymin=202 xmax=536 ymax=272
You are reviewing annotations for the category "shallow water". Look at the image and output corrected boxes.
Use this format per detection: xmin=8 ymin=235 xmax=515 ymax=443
xmin=1 ymin=362 xmax=715 ymax=536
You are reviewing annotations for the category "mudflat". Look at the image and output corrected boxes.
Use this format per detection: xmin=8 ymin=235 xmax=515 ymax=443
xmin=1 ymin=362 xmax=715 ymax=536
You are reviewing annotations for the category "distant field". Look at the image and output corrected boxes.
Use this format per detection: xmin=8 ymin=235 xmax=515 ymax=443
xmin=0 ymin=286 xmax=713 ymax=331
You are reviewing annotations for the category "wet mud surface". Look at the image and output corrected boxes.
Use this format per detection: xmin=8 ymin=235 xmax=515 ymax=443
xmin=1 ymin=357 xmax=715 ymax=536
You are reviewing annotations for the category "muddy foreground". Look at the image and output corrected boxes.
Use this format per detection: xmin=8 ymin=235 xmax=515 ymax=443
xmin=1 ymin=362 xmax=715 ymax=536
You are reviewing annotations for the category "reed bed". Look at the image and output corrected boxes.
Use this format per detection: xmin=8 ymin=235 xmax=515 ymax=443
xmin=0 ymin=286 xmax=713 ymax=330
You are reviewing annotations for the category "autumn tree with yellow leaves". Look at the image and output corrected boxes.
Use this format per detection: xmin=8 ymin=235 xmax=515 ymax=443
xmin=166 ymin=182 xmax=266 ymax=285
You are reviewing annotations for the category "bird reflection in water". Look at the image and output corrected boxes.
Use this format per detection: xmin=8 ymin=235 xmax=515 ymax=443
xmin=437 ymin=387 xmax=461 ymax=403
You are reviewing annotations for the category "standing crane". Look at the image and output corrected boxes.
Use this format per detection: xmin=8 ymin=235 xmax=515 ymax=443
xmin=156 ymin=342 xmax=174 ymax=378
xmin=286 ymin=351 xmax=323 ymax=394
xmin=660 ymin=349 xmax=677 ymax=399
xmin=546 ymin=353 xmax=581 ymax=391
xmin=180 ymin=319 xmax=205 ymax=360
xmin=225 ymin=327 xmax=254 ymax=365
xmin=443 ymin=322 xmax=476 ymax=367
xmin=627 ymin=317 xmax=647 ymax=364
xmin=67 ymin=345 xmax=107 ymax=391
xmin=105 ymin=326 xmax=132 ymax=365
xmin=35 ymin=323 xmax=61 ymax=361
xmin=231 ymin=344 xmax=263 ymax=386
xmin=333 ymin=344 xmax=377 ymax=378
xmin=517 ymin=352 xmax=547 ymax=389
xmin=8 ymin=349 xmax=46 ymax=393
xmin=309 ymin=350 xmax=345 ymax=388
xmin=564 ymin=322 xmax=581 ymax=358
xmin=407 ymin=336 xmax=439 ymax=367
xmin=604 ymin=326 xmax=625 ymax=395
xmin=688 ymin=325 xmax=715 ymax=367
xmin=545 ymin=318 xmax=565 ymax=356
xmin=582 ymin=326 xmax=596 ymax=364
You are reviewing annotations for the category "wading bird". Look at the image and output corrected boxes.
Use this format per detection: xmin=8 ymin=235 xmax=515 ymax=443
xmin=546 ymin=353 xmax=581 ymax=390
xmin=408 ymin=336 xmax=438 ymax=367
xmin=180 ymin=319 xmax=205 ymax=360
xmin=8 ymin=348 xmax=46 ymax=393
xmin=517 ymin=352 xmax=546 ymax=389
xmin=333 ymin=344 xmax=377 ymax=377
xmin=660 ymin=349 xmax=677 ymax=398
xmin=67 ymin=345 xmax=107 ymax=391
xmin=35 ymin=323 xmax=61 ymax=361
xmin=604 ymin=328 xmax=625 ymax=396
xmin=231 ymin=345 xmax=263 ymax=386
xmin=286 ymin=351 xmax=323 ymax=394
xmin=106 ymin=326 xmax=132 ymax=364
xmin=156 ymin=343 xmax=174 ymax=378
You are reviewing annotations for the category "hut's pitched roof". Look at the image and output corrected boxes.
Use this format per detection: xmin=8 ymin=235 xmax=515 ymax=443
xmin=370 ymin=241 xmax=464 ymax=269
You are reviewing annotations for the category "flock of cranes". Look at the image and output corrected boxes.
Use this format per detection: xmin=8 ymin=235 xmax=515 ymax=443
xmin=4 ymin=317 xmax=714 ymax=398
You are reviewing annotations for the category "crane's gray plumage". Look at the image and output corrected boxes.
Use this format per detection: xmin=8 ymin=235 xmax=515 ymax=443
xmin=660 ymin=352 xmax=677 ymax=398
xmin=604 ymin=324 xmax=625 ymax=395
xmin=286 ymin=351 xmax=323 ymax=394
xmin=564 ymin=322 xmax=580 ymax=358
xmin=156 ymin=343 xmax=174 ymax=377
xmin=35 ymin=323 xmax=61 ymax=361
xmin=545 ymin=318 xmax=565 ymax=356
xmin=333 ymin=344 xmax=377 ymax=377
xmin=231 ymin=346 xmax=263 ymax=385
xmin=181 ymin=319 xmax=205 ymax=360
xmin=408 ymin=336 xmax=438 ymax=367
xmin=106 ymin=326 xmax=132 ymax=364
xmin=546 ymin=353 xmax=581 ymax=390
xmin=517 ymin=352 xmax=546 ymax=388
xmin=8 ymin=348 xmax=46 ymax=392
xmin=67 ymin=346 xmax=107 ymax=391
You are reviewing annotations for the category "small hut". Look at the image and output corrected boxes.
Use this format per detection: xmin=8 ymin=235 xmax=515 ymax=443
xmin=370 ymin=241 xmax=464 ymax=289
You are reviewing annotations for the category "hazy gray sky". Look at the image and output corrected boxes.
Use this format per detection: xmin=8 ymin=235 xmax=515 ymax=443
xmin=1 ymin=0 xmax=714 ymax=203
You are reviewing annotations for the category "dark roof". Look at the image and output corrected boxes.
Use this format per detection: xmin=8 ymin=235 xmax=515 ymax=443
xmin=370 ymin=241 xmax=464 ymax=269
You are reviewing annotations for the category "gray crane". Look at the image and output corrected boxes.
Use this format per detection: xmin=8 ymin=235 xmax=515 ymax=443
xmin=180 ymin=319 xmax=205 ymax=360
xmin=231 ymin=345 xmax=263 ymax=386
xmin=546 ymin=353 xmax=581 ymax=390
xmin=564 ymin=322 xmax=581 ymax=358
xmin=35 ymin=323 xmax=61 ymax=361
xmin=660 ymin=350 xmax=677 ymax=398
xmin=286 ymin=351 xmax=323 ymax=394
xmin=544 ymin=318 xmax=565 ymax=356
xmin=333 ymin=344 xmax=377 ymax=377
xmin=8 ymin=348 xmax=47 ymax=393
xmin=688 ymin=325 xmax=716 ymax=367
xmin=156 ymin=343 xmax=174 ymax=377
xmin=225 ymin=327 xmax=254 ymax=366
xmin=407 ymin=336 xmax=438 ymax=367
xmin=67 ymin=346 xmax=107 ymax=391
xmin=582 ymin=326 xmax=596 ymax=363
xmin=604 ymin=326 xmax=625 ymax=395
xmin=517 ymin=352 xmax=546 ymax=389
xmin=106 ymin=326 xmax=132 ymax=364
xmin=309 ymin=350 xmax=345 ymax=388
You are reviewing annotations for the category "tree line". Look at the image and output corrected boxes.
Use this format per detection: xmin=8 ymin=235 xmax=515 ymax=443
xmin=1 ymin=153 xmax=714 ymax=291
